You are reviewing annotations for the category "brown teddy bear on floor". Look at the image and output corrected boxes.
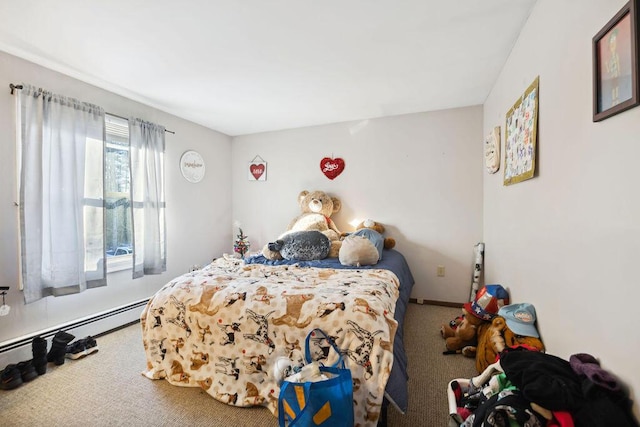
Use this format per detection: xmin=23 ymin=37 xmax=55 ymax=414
xmin=440 ymin=306 xmax=488 ymax=353
xmin=262 ymin=190 xmax=343 ymax=260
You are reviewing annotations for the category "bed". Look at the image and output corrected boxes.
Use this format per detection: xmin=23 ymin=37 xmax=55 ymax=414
xmin=141 ymin=249 xmax=414 ymax=426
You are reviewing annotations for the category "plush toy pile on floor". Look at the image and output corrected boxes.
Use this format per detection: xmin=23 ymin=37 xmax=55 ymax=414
xmin=441 ymin=285 xmax=638 ymax=426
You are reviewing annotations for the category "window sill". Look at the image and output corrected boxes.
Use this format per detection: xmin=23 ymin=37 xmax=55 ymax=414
xmin=106 ymin=254 xmax=132 ymax=274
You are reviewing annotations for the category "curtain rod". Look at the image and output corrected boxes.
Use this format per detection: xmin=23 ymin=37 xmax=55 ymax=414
xmin=108 ymin=112 xmax=175 ymax=134
xmin=9 ymin=83 xmax=175 ymax=134
xmin=9 ymin=83 xmax=23 ymax=94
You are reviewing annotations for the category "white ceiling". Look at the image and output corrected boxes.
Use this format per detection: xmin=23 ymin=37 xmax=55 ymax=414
xmin=0 ymin=0 xmax=537 ymax=136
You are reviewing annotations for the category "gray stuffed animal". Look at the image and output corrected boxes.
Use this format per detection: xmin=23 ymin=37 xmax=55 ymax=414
xmin=267 ymin=230 xmax=330 ymax=261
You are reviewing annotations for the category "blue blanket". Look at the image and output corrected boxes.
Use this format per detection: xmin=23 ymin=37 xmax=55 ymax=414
xmin=245 ymin=249 xmax=415 ymax=413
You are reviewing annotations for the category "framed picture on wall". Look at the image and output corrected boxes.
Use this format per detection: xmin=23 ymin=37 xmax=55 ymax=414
xmin=592 ymin=0 xmax=639 ymax=122
xmin=504 ymin=77 xmax=539 ymax=186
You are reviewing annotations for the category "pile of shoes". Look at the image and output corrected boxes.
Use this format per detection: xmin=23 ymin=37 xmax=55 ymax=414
xmin=0 ymin=331 xmax=65 ymax=390
xmin=1 ymin=330 xmax=99 ymax=391
xmin=0 ymin=361 xmax=36 ymax=390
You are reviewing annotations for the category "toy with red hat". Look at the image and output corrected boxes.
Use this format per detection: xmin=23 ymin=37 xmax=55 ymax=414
xmin=464 ymin=284 xmax=510 ymax=321
xmin=440 ymin=285 xmax=510 ymax=355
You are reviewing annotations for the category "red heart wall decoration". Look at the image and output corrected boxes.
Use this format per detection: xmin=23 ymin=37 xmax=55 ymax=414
xmin=249 ymin=164 xmax=265 ymax=180
xmin=320 ymin=157 xmax=345 ymax=180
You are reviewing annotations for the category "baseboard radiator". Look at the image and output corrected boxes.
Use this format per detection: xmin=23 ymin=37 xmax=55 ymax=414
xmin=0 ymin=298 xmax=148 ymax=367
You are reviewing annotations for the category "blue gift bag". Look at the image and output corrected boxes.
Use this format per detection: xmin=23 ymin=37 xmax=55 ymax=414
xmin=278 ymin=329 xmax=354 ymax=427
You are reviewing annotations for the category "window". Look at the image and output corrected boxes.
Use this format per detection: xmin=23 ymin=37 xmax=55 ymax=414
xmin=16 ymin=83 xmax=166 ymax=302
xmin=105 ymin=114 xmax=132 ymax=270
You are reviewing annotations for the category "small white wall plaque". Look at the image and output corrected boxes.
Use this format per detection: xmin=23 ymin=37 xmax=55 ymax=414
xmin=180 ymin=150 xmax=205 ymax=183
xmin=484 ymin=126 xmax=501 ymax=174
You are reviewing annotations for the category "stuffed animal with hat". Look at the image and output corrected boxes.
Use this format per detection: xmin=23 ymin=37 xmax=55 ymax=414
xmin=338 ymin=219 xmax=395 ymax=267
xmin=440 ymin=284 xmax=509 ymax=354
xmin=440 ymin=306 xmax=487 ymax=353
xmin=500 ymin=303 xmax=544 ymax=351
xmin=470 ymin=303 xmax=545 ymax=373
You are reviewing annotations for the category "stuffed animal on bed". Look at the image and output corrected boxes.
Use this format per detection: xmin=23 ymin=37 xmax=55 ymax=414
xmin=267 ymin=230 xmax=331 ymax=261
xmin=262 ymin=190 xmax=343 ymax=260
xmin=338 ymin=219 xmax=395 ymax=267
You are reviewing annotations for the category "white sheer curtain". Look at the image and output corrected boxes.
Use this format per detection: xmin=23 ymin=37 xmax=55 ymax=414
xmin=18 ymin=84 xmax=106 ymax=303
xmin=129 ymin=118 xmax=166 ymax=278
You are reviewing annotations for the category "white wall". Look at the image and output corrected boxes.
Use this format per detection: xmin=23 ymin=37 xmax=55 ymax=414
xmin=484 ymin=0 xmax=640 ymax=415
xmin=0 ymin=51 xmax=232 ymax=343
xmin=231 ymin=107 xmax=484 ymax=303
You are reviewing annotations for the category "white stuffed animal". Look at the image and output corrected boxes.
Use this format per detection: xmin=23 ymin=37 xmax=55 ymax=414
xmin=338 ymin=219 xmax=395 ymax=267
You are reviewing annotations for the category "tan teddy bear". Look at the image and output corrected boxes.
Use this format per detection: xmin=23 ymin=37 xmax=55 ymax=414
xmin=262 ymin=190 xmax=342 ymax=260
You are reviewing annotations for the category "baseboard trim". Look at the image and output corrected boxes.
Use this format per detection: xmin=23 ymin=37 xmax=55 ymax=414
xmin=0 ymin=298 xmax=148 ymax=361
xmin=96 ymin=319 xmax=141 ymax=338
xmin=409 ymin=298 xmax=463 ymax=308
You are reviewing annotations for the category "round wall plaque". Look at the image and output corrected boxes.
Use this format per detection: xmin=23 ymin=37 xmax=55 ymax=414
xmin=180 ymin=150 xmax=205 ymax=183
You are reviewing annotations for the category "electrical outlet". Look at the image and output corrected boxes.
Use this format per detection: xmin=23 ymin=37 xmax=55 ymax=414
xmin=437 ymin=265 xmax=445 ymax=277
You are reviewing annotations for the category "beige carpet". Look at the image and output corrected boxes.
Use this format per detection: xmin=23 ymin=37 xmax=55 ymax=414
xmin=0 ymin=304 xmax=476 ymax=426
